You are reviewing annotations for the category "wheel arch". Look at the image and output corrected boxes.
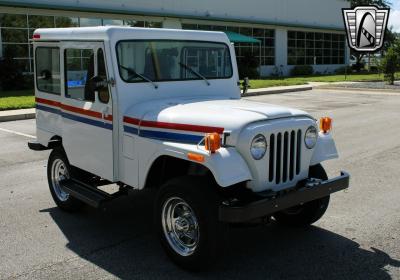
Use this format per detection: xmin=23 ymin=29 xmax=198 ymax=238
xmin=143 ymin=155 xmax=215 ymax=190
xmin=142 ymin=146 xmax=252 ymax=190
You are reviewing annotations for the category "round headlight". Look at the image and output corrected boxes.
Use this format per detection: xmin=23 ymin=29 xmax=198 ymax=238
xmin=304 ymin=126 xmax=318 ymax=149
xmin=250 ymin=134 xmax=267 ymax=160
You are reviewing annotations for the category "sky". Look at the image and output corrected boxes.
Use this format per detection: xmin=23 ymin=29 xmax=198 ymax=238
xmin=389 ymin=0 xmax=400 ymax=33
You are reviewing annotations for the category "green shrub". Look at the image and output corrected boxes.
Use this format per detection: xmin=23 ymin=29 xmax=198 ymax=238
xmin=237 ymin=50 xmax=259 ymax=79
xmin=0 ymin=47 xmax=34 ymax=91
xmin=290 ymin=65 xmax=314 ymax=76
xmin=335 ymin=66 xmax=353 ymax=74
xmin=351 ymin=61 xmax=365 ymax=72
xmin=381 ymin=48 xmax=399 ymax=85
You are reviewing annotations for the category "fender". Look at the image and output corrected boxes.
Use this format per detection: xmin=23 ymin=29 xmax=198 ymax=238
xmin=310 ymin=132 xmax=338 ymax=166
xmin=139 ymin=140 xmax=252 ymax=188
xmin=36 ymin=127 xmax=58 ymax=147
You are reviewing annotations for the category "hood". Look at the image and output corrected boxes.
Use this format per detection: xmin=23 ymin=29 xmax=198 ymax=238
xmin=123 ymin=96 xmax=312 ymax=144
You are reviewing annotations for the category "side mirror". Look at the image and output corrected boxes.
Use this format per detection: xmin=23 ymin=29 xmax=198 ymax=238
xmin=241 ymin=77 xmax=250 ymax=95
xmin=87 ymin=76 xmax=110 ymax=103
xmin=88 ymin=76 xmax=107 ymax=91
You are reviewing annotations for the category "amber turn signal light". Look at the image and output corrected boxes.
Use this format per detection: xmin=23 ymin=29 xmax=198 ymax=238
xmin=187 ymin=152 xmax=205 ymax=163
xmin=320 ymin=117 xmax=332 ymax=134
xmin=204 ymin=133 xmax=221 ymax=153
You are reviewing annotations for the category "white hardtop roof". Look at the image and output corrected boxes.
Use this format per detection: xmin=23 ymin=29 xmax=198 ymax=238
xmin=33 ymin=26 xmax=231 ymax=43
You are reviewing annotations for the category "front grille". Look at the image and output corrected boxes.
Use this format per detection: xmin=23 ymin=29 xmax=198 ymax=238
xmin=268 ymin=129 xmax=302 ymax=184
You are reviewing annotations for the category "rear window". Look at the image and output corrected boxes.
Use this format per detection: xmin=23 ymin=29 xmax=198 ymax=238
xmin=35 ymin=47 xmax=61 ymax=95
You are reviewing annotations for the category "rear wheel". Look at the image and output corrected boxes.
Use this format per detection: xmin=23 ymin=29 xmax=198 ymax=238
xmin=47 ymin=147 xmax=84 ymax=212
xmin=155 ymin=176 xmax=227 ymax=271
xmin=273 ymin=164 xmax=330 ymax=227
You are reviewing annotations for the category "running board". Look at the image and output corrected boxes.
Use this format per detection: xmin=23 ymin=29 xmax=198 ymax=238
xmin=60 ymin=178 xmax=127 ymax=208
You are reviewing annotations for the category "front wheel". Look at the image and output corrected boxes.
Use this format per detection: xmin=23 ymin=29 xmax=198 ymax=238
xmin=47 ymin=147 xmax=84 ymax=212
xmin=273 ymin=164 xmax=330 ymax=227
xmin=154 ymin=176 xmax=227 ymax=271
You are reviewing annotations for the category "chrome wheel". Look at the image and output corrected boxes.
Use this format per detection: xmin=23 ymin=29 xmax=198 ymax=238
xmin=50 ymin=158 xmax=69 ymax=202
xmin=161 ymin=197 xmax=199 ymax=257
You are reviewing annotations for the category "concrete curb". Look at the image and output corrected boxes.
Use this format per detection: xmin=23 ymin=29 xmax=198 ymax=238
xmin=315 ymin=85 xmax=400 ymax=93
xmin=243 ymin=85 xmax=313 ymax=97
xmin=0 ymin=109 xmax=36 ymax=122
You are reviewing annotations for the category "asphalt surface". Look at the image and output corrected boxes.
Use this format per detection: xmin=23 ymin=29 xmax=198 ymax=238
xmin=1 ymin=88 xmax=400 ymax=280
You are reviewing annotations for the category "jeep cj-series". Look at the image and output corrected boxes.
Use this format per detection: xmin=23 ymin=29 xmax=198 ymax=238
xmin=29 ymin=27 xmax=349 ymax=270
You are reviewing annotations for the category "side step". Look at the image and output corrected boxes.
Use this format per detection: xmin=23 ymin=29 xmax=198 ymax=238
xmin=60 ymin=178 xmax=126 ymax=208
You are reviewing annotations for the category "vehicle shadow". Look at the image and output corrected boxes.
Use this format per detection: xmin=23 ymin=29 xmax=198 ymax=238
xmin=41 ymin=190 xmax=399 ymax=280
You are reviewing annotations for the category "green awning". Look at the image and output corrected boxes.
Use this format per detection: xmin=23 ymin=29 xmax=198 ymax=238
xmin=223 ymin=31 xmax=261 ymax=44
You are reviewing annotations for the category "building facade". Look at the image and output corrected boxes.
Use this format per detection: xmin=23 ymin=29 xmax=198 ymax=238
xmin=0 ymin=0 xmax=350 ymax=76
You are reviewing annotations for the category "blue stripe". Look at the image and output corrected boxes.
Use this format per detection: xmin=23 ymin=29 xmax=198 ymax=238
xmin=37 ymin=104 xmax=200 ymax=143
xmin=36 ymin=104 xmax=112 ymax=130
xmin=36 ymin=104 xmax=61 ymax=114
xmin=139 ymin=129 xmax=203 ymax=144
xmin=123 ymin=125 xmax=139 ymax=135
xmin=124 ymin=125 xmax=203 ymax=144
xmin=61 ymin=112 xmax=113 ymax=130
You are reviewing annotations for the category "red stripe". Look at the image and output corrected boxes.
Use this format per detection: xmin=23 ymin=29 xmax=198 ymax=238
xmin=124 ymin=116 xmax=224 ymax=134
xmin=123 ymin=116 xmax=140 ymax=125
xmin=36 ymin=97 xmax=112 ymax=121
xmin=60 ymin=103 xmax=113 ymax=121
xmin=35 ymin=97 xmax=61 ymax=107
xmin=36 ymin=97 xmax=223 ymax=134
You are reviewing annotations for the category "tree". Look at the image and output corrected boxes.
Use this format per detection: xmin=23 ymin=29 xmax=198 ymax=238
xmin=380 ymin=47 xmax=398 ymax=85
xmin=237 ymin=50 xmax=259 ymax=79
xmin=348 ymin=0 xmax=391 ymax=8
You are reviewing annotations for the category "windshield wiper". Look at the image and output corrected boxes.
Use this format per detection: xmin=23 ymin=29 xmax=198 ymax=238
xmin=178 ymin=62 xmax=210 ymax=86
xmin=119 ymin=64 xmax=158 ymax=89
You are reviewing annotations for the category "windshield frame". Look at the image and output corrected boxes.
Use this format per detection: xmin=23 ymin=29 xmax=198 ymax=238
xmin=115 ymin=39 xmax=234 ymax=84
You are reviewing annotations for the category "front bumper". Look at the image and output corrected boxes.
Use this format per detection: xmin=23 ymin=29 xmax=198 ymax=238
xmin=219 ymin=171 xmax=350 ymax=223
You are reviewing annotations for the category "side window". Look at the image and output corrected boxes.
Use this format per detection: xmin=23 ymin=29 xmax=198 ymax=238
xmin=35 ymin=47 xmax=61 ymax=95
xmin=97 ymin=49 xmax=110 ymax=104
xmin=65 ymin=48 xmax=95 ymax=102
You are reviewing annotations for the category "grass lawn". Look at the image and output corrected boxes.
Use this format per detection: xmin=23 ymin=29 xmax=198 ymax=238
xmin=0 ymin=72 xmax=398 ymax=110
xmin=0 ymin=89 xmax=34 ymax=111
xmin=248 ymin=72 xmax=400 ymax=89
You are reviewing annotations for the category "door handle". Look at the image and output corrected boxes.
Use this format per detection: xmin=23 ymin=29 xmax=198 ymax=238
xmin=101 ymin=107 xmax=110 ymax=122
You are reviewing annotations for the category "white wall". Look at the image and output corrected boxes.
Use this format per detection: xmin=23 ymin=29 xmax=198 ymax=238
xmin=11 ymin=0 xmax=349 ymax=29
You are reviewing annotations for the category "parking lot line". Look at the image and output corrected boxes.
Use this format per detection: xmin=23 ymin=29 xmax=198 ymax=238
xmin=0 ymin=127 xmax=36 ymax=139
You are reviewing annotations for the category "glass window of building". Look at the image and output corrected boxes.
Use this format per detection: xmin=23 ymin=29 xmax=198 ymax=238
xmin=124 ymin=20 xmax=145 ymax=27
xmin=288 ymin=30 xmax=345 ymax=65
xmin=1 ymin=29 xmax=28 ymax=43
xmin=79 ymin=18 xmax=102 ymax=27
xmin=0 ymin=13 xmax=27 ymax=27
xmin=1 ymin=13 xmax=164 ymax=73
xmin=55 ymin=17 xmax=79 ymax=27
xmin=103 ymin=19 xmax=124 ymax=26
xmin=182 ymin=23 xmax=275 ymax=66
xmin=146 ymin=21 xmax=162 ymax=28
xmin=28 ymin=15 xmax=54 ymax=28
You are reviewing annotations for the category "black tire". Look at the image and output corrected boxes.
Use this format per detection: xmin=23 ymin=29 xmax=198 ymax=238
xmin=273 ymin=164 xmax=330 ymax=227
xmin=47 ymin=147 xmax=84 ymax=212
xmin=154 ymin=176 xmax=227 ymax=271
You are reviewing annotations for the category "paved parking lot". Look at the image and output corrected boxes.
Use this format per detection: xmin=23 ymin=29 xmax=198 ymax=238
xmin=1 ymin=88 xmax=400 ymax=279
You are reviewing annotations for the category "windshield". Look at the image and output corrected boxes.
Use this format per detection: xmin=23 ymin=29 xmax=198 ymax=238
xmin=116 ymin=40 xmax=233 ymax=83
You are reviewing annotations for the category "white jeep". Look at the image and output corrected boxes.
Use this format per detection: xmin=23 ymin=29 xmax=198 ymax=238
xmin=28 ymin=26 xmax=349 ymax=270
